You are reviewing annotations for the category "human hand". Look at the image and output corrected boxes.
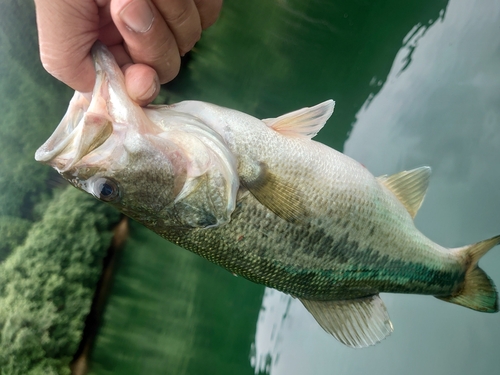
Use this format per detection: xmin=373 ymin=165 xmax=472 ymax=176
xmin=34 ymin=0 xmax=223 ymax=106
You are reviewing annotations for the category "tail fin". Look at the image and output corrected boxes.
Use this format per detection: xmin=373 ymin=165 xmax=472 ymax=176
xmin=436 ymin=235 xmax=500 ymax=313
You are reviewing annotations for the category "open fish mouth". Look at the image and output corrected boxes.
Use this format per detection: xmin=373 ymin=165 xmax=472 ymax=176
xmin=35 ymin=43 xmax=116 ymax=173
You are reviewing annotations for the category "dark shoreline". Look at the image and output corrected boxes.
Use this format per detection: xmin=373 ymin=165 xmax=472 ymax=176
xmin=71 ymin=217 xmax=129 ymax=375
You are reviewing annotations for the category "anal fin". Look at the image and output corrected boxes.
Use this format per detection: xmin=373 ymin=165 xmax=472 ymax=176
xmin=300 ymin=294 xmax=393 ymax=348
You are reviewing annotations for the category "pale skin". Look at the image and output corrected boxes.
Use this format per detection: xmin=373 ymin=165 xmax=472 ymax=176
xmin=34 ymin=0 xmax=223 ymax=106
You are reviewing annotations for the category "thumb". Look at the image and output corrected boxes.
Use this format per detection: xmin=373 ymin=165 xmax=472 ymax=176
xmin=34 ymin=0 xmax=100 ymax=92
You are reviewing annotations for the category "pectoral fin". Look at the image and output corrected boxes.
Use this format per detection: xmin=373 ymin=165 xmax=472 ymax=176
xmin=377 ymin=166 xmax=431 ymax=219
xmin=300 ymin=295 xmax=393 ymax=348
xmin=241 ymin=162 xmax=306 ymax=223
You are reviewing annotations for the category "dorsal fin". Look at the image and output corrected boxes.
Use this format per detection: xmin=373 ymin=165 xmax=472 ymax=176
xmin=300 ymin=295 xmax=393 ymax=348
xmin=262 ymin=100 xmax=335 ymax=139
xmin=377 ymin=166 xmax=431 ymax=219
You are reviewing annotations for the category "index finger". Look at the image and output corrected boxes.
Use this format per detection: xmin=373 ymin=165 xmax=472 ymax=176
xmin=153 ymin=0 xmax=202 ymax=56
xmin=110 ymin=0 xmax=181 ymax=84
xmin=194 ymin=0 xmax=223 ymax=29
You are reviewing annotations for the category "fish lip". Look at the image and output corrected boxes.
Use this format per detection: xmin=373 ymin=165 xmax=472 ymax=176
xmin=91 ymin=41 xmax=125 ymax=100
xmin=34 ymin=45 xmax=114 ymax=171
xmin=36 ymin=41 xmax=137 ymax=171
xmin=34 ymin=91 xmax=91 ymax=166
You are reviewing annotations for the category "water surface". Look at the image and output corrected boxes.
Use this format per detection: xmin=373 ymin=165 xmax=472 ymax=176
xmin=2 ymin=0 xmax=499 ymax=374
xmin=253 ymin=1 xmax=500 ymax=374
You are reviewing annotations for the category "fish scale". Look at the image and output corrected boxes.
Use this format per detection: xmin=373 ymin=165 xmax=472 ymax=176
xmin=155 ymin=190 xmax=461 ymax=301
xmin=35 ymin=42 xmax=499 ymax=348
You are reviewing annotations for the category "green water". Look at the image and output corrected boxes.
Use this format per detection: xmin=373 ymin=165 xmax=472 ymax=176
xmin=1 ymin=0 xmax=500 ymax=374
xmin=89 ymin=224 xmax=263 ymax=375
xmin=251 ymin=1 xmax=500 ymax=375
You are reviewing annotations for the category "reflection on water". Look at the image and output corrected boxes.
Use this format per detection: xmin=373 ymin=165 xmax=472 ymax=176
xmin=251 ymin=290 xmax=292 ymax=374
xmin=90 ymin=223 xmax=264 ymax=375
xmin=253 ymin=1 xmax=500 ymax=374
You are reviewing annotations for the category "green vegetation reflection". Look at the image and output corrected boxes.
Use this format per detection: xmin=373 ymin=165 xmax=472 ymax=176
xmin=90 ymin=224 xmax=262 ymax=375
xmin=0 ymin=188 xmax=120 ymax=374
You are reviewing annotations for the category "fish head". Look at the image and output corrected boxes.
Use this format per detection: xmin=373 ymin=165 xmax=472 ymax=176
xmin=35 ymin=42 xmax=238 ymax=229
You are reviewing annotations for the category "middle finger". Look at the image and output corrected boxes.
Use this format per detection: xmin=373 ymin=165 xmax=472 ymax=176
xmin=153 ymin=0 xmax=202 ymax=56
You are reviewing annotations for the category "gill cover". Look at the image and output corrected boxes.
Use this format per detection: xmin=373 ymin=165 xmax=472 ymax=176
xmin=145 ymin=110 xmax=239 ymax=228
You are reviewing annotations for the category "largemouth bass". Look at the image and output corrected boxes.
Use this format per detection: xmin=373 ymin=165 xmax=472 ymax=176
xmin=35 ymin=43 xmax=499 ymax=348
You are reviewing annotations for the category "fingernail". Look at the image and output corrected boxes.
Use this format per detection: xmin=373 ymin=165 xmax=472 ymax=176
xmin=120 ymin=0 xmax=154 ymax=33
xmin=138 ymin=77 xmax=159 ymax=102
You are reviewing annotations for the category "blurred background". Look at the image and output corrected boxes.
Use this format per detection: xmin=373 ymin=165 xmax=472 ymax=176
xmin=1 ymin=0 xmax=499 ymax=374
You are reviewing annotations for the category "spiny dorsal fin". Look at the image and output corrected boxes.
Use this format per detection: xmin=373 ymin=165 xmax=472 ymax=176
xmin=241 ymin=161 xmax=307 ymax=223
xmin=377 ymin=166 xmax=431 ymax=219
xmin=262 ymin=100 xmax=335 ymax=139
xmin=300 ymin=295 xmax=393 ymax=348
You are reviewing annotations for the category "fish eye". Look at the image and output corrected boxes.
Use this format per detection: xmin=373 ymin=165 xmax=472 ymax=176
xmin=93 ymin=177 xmax=120 ymax=202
